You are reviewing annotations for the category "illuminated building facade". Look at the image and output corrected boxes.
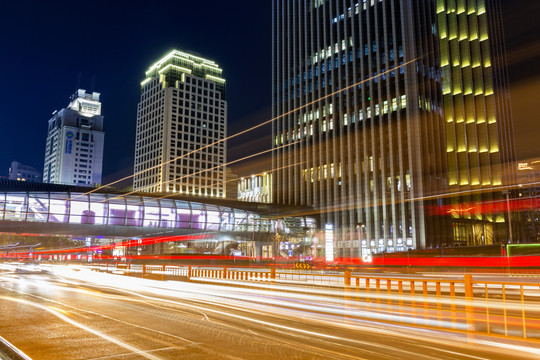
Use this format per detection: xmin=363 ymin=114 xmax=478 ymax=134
xmin=272 ymin=0 xmax=515 ymax=257
xmin=43 ymin=89 xmax=104 ymax=186
xmin=134 ymin=50 xmax=227 ymax=197
xmin=517 ymin=160 xmax=540 ymax=243
xmin=238 ymin=173 xmax=273 ymax=203
xmin=9 ymin=161 xmax=41 ymax=182
xmin=437 ymin=0 xmax=516 ymax=246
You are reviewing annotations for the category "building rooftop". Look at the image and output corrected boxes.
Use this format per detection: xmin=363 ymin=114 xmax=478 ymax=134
xmin=141 ymin=50 xmax=225 ymax=87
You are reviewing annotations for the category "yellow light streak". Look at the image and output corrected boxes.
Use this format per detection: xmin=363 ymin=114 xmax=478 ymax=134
xmin=69 ymin=58 xmax=419 ymax=202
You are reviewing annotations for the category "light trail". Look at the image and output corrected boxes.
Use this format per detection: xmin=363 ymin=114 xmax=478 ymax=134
xmin=1 ymin=276 xmax=376 ymax=360
xmin=48 ymin=267 xmax=540 ymax=358
xmin=0 ymin=296 xmax=164 ymax=360
xmin=50 ymin=273 xmax=540 ymax=360
xmin=1 ymin=285 xmax=200 ymax=345
xmin=187 ymin=161 xmax=304 ymax=196
xmin=4 ymin=267 xmax=539 ymax=359
xmin=68 ymin=58 xmax=419 ymax=201
xmin=1 ymin=161 xmax=309 ymax=260
xmin=3 ymin=234 xmax=215 ymax=258
xmin=0 ymin=334 xmax=32 ymax=360
xmin=107 ymin=140 xmax=302 ymax=202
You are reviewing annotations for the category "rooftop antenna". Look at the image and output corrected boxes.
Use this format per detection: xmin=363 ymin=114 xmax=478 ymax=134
xmin=91 ymin=75 xmax=96 ymax=93
xmin=76 ymin=72 xmax=81 ymax=90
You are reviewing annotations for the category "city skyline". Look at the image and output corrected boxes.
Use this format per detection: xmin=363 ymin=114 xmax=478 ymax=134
xmin=0 ymin=0 xmax=537 ymax=187
xmin=1 ymin=2 xmax=540 ymax=357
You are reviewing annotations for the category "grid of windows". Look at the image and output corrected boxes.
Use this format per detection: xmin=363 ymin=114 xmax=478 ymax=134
xmin=273 ymin=0 xmax=447 ymax=256
xmin=43 ymin=90 xmax=104 ymax=186
xmin=272 ymin=0 xmax=515 ymax=254
xmin=134 ymin=52 xmax=227 ymax=197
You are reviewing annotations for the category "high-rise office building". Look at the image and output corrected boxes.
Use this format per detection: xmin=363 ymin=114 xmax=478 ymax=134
xmin=134 ymin=50 xmax=227 ymax=197
xmin=272 ymin=0 xmax=515 ymax=257
xmin=43 ymin=89 xmax=104 ymax=186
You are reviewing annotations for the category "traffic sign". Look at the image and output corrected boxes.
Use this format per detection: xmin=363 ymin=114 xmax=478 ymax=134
xmin=294 ymin=262 xmax=312 ymax=270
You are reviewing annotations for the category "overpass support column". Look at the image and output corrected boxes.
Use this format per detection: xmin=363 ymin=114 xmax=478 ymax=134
xmin=254 ymin=241 xmax=263 ymax=263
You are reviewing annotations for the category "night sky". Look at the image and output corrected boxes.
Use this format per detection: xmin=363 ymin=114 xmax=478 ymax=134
xmin=0 ymin=0 xmax=537 ymax=186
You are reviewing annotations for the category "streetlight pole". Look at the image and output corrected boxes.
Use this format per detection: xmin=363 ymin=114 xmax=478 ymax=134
xmin=502 ymin=190 xmax=514 ymax=244
xmin=357 ymin=223 xmax=368 ymax=262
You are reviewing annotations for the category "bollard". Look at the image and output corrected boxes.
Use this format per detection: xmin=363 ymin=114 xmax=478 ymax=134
xmin=464 ymin=274 xmax=475 ymax=334
xmin=344 ymin=270 xmax=351 ymax=300
xmin=223 ymin=266 xmax=228 ymax=279
xmin=464 ymin=274 xmax=473 ymax=298
xmin=344 ymin=270 xmax=351 ymax=287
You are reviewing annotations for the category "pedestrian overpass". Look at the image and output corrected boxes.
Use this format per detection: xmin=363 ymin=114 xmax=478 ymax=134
xmin=0 ymin=180 xmax=317 ymax=258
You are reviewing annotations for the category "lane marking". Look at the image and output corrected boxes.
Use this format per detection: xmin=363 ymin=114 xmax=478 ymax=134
xmin=0 ymin=334 xmax=33 ymax=360
xmin=85 ymin=346 xmax=179 ymax=360
xmin=0 ymin=296 xmax=163 ymax=360
xmin=4 ymin=286 xmax=196 ymax=345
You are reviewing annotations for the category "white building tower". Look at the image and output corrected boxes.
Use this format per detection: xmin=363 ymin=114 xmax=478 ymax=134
xmin=43 ymin=89 xmax=105 ymax=186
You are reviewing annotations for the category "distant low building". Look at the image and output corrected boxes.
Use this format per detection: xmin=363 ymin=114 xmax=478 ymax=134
xmin=9 ymin=161 xmax=41 ymax=182
xmin=238 ymin=172 xmax=272 ymax=203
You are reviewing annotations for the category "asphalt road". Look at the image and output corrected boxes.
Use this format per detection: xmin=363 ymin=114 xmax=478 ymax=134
xmin=0 ymin=268 xmax=539 ymax=360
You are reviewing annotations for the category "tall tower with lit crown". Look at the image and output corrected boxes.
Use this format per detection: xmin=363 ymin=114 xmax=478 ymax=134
xmin=134 ymin=50 xmax=227 ymax=197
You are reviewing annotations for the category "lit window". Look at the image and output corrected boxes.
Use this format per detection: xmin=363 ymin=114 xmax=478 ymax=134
xmin=400 ymin=95 xmax=407 ymax=109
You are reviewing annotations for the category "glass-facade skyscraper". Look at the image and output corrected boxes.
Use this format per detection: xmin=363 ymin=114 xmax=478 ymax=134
xmin=272 ymin=0 xmax=515 ymax=258
xmin=134 ymin=50 xmax=227 ymax=197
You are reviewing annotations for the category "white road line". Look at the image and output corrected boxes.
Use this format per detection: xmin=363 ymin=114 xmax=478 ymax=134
xmin=0 ymin=334 xmax=33 ymax=360
xmin=0 ymin=296 xmax=163 ymax=360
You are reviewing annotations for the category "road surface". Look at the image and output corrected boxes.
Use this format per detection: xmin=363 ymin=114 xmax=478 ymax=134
xmin=0 ymin=266 xmax=539 ymax=359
